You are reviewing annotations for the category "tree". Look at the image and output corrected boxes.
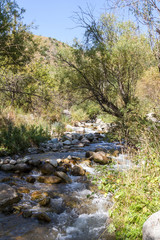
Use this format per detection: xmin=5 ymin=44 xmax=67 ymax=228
xmin=0 ymin=0 xmax=41 ymax=110
xmin=113 ymin=0 xmax=160 ymax=33
xmin=56 ymin=13 xmax=153 ymax=118
xmin=112 ymin=0 xmax=160 ymax=65
xmin=0 ymin=0 xmax=37 ymax=70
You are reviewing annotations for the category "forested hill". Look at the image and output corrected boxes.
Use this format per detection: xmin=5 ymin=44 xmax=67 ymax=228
xmin=33 ymin=35 xmax=63 ymax=64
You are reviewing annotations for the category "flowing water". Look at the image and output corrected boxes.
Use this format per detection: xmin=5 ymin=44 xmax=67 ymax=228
xmin=0 ymin=128 xmax=131 ymax=240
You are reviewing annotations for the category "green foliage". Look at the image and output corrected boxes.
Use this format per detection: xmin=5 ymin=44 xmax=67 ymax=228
xmin=0 ymin=62 xmax=55 ymax=112
xmin=84 ymin=102 xmax=101 ymax=119
xmin=117 ymin=101 xmax=148 ymax=145
xmin=0 ymin=107 xmax=51 ymax=155
xmin=0 ymin=123 xmax=50 ymax=155
xmin=105 ymin=100 xmax=149 ymax=146
xmin=92 ymin=166 xmax=121 ymax=194
xmin=71 ymin=106 xmax=89 ymax=122
xmin=71 ymin=101 xmax=101 ymax=120
xmin=56 ymin=14 xmax=154 ymax=118
xmin=0 ymin=0 xmax=37 ymax=70
xmin=136 ymin=67 xmax=160 ymax=110
xmin=111 ymin=159 xmax=160 ymax=239
xmin=97 ymin=114 xmax=117 ymax=123
xmin=94 ymin=124 xmax=160 ymax=239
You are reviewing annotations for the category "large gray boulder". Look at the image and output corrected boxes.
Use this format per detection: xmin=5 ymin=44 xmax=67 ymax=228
xmin=15 ymin=163 xmax=32 ymax=172
xmin=1 ymin=164 xmax=15 ymax=171
xmin=63 ymin=140 xmax=71 ymax=145
xmin=143 ymin=210 xmax=160 ymax=240
xmin=0 ymin=184 xmax=21 ymax=210
xmin=29 ymin=159 xmax=41 ymax=167
xmin=40 ymin=163 xmax=55 ymax=175
xmin=85 ymin=133 xmax=95 ymax=141
xmin=86 ymin=151 xmax=112 ymax=165
xmin=55 ymin=171 xmax=72 ymax=183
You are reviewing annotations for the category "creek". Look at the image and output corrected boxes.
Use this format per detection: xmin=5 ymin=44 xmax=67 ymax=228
xmin=0 ymin=125 xmax=131 ymax=240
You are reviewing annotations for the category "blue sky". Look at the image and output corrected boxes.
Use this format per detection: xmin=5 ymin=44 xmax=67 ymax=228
xmin=16 ymin=0 xmax=110 ymax=44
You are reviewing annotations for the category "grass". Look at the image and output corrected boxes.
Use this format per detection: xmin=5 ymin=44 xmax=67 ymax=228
xmin=71 ymin=106 xmax=89 ymax=122
xmin=0 ymin=107 xmax=51 ymax=155
xmin=91 ymin=122 xmax=160 ymax=239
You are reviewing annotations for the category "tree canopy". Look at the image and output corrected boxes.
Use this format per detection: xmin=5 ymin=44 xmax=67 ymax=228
xmin=56 ymin=14 xmax=154 ymax=117
xmin=0 ymin=0 xmax=37 ymax=70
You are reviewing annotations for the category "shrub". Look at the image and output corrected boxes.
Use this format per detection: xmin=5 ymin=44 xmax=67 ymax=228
xmin=71 ymin=107 xmax=89 ymax=122
xmin=0 ymin=107 xmax=51 ymax=155
xmin=0 ymin=123 xmax=50 ymax=155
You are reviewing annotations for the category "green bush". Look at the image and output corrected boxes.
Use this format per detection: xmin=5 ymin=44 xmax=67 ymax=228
xmin=97 ymin=114 xmax=117 ymax=124
xmin=71 ymin=107 xmax=89 ymax=122
xmin=0 ymin=123 xmax=50 ymax=155
xmin=105 ymin=101 xmax=149 ymax=146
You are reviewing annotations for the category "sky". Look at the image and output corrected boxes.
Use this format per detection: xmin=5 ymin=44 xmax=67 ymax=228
xmin=16 ymin=0 xmax=111 ymax=44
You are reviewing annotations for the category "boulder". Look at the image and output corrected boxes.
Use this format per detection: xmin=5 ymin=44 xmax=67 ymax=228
xmin=18 ymin=187 xmax=30 ymax=194
xmin=85 ymin=151 xmax=93 ymax=158
xmin=15 ymin=163 xmax=32 ymax=172
xmin=36 ymin=213 xmax=51 ymax=223
xmin=21 ymin=156 xmax=32 ymax=163
xmin=71 ymin=165 xmax=86 ymax=176
xmin=55 ymin=171 xmax=72 ymax=183
xmin=143 ymin=210 xmax=160 ymax=240
xmin=64 ymin=145 xmax=71 ymax=150
xmin=0 ymin=177 xmax=12 ymax=183
xmin=0 ymin=184 xmax=21 ymax=210
xmin=26 ymin=176 xmax=36 ymax=183
xmin=72 ymin=139 xmax=79 ymax=145
xmin=10 ymin=160 xmax=17 ymax=165
xmin=63 ymin=140 xmax=71 ymax=145
xmin=1 ymin=164 xmax=15 ymax=171
xmin=77 ymin=143 xmax=84 ymax=148
xmin=56 ymin=165 xmax=66 ymax=172
xmin=28 ymin=147 xmax=39 ymax=154
xmin=37 ymin=176 xmax=62 ymax=184
xmin=45 ymin=159 xmax=58 ymax=168
xmin=62 ymin=158 xmax=70 ymax=164
xmin=86 ymin=151 xmax=112 ymax=165
xmin=50 ymin=138 xmax=59 ymax=144
xmin=50 ymin=143 xmax=63 ymax=151
xmin=22 ymin=210 xmax=32 ymax=218
xmin=40 ymin=163 xmax=55 ymax=175
xmin=3 ymin=158 xmax=11 ymax=164
xmin=62 ymin=134 xmax=72 ymax=141
xmin=71 ymin=156 xmax=81 ymax=161
xmin=81 ymin=138 xmax=90 ymax=144
xmin=72 ymin=133 xmax=82 ymax=140
xmin=39 ymin=197 xmax=50 ymax=206
xmin=95 ymin=148 xmax=108 ymax=153
xmin=31 ymin=191 xmax=48 ymax=201
xmin=92 ymin=152 xmax=112 ymax=165
xmin=28 ymin=159 xmax=41 ymax=167
xmin=85 ymin=133 xmax=95 ymax=141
